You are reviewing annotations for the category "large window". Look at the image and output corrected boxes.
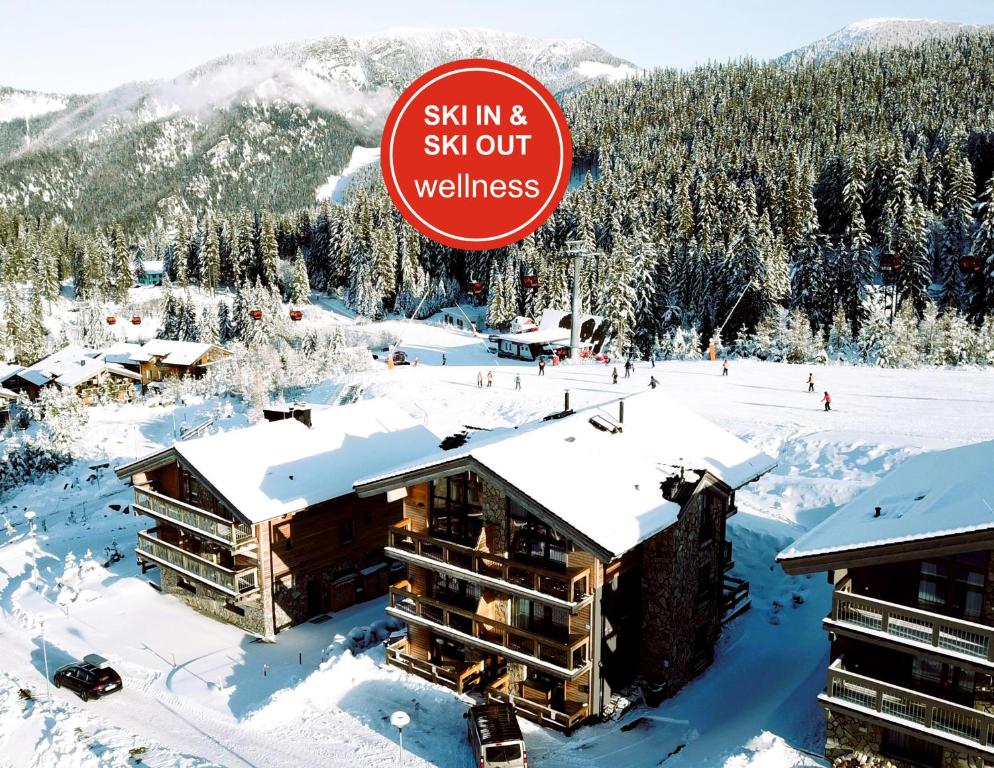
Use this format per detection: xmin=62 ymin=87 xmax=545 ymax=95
xmin=917 ymin=553 xmax=987 ymax=620
xmin=429 ymin=474 xmax=483 ymax=546
xmin=508 ymin=500 xmax=568 ymax=569
xmin=429 ymin=572 xmax=481 ymax=612
xmin=513 ymin=597 xmax=568 ymax=640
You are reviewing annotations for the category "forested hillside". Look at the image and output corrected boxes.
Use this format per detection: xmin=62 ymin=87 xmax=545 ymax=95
xmin=3 ymin=31 xmax=994 ymax=367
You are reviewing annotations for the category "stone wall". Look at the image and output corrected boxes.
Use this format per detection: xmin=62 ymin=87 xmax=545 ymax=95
xmin=638 ymin=484 xmax=726 ymax=691
xmin=480 ymin=478 xmax=507 ymax=554
xmin=159 ymin=567 xmax=267 ymax=637
xmin=826 ymin=711 xmax=985 ymax=768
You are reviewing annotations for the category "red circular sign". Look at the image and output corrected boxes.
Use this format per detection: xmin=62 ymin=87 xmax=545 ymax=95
xmin=381 ymin=58 xmax=573 ymax=251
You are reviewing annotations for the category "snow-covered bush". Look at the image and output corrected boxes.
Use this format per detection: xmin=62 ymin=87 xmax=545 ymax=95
xmin=0 ymin=435 xmax=73 ymax=494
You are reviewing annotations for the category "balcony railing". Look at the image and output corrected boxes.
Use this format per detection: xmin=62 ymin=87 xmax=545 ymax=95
xmin=829 ymin=581 xmax=994 ymax=664
xmin=136 ymin=530 xmax=258 ymax=598
xmin=134 ymin=487 xmax=254 ymax=547
xmin=822 ymin=658 xmax=994 ymax=755
xmin=388 ymin=581 xmax=590 ymax=679
xmin=487 ymin=672 xmax=589 ymax=733
xmin=386 ymin=520 xmax=592 ymax=612
xmin=384 ymin=637 xmax=484 ymax=694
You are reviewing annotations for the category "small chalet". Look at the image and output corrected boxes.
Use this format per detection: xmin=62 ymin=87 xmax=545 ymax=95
xmin=494 ymin=308 xmax=606 ymax=361
xmin=131 ymin=340 xmax=231 ymax=388
xmin=0 ymin=385 xmax=16 ymax=427
xmin=778 ymin=440 xmax=994 ymax=768
xmin=355 ymin=391 xmax=776 ymax=732
xmin=115 ymin=400 xmax=441 ymax=639
xmin=5 ymin=346 xmax=140 ymax=404
xmin=138 ymin=259 xmax=164 ymax=286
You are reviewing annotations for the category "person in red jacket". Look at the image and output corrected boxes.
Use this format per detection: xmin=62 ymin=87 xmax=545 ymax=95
xmin=822 ymin=391 xmax=832 ymax=411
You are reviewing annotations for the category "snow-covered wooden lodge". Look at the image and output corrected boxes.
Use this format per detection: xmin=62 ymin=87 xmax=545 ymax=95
xmin=115 ymin=400 xmax=440 ymax=639
xmin=355 ymin=391 xmax=775 ymax=732
xmin=493 ymin=309 xmax=606 ymax=361
xmin=5 ymin=345 xmax=140 ymax=404
xmin=778 ymin=441 xmax=994 ymax=768
xmin=130 ymin=340 xmax=231 ymax=389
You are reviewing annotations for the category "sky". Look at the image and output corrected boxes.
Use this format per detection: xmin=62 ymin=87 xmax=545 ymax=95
xmin=3 ymin=0 xmax=994 ymax=94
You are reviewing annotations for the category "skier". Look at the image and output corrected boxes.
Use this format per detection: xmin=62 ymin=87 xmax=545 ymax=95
xmin=722 ymin=359 xmax=729 ymax=376
xmin=649 ymin=375 xmax=659 ymax=390
xmin=442 ymin=353 xmax=447 ymax=366
xmin=822 ymin=391 xmax=832 ymax=412
xmin=514 ymin=374 xmax=521 ymax=391
xmin=487 ymin=370 xmax=494 ymax=388
xmin=612 ymin=367 xmax=619 ymax=385
xmin=538 ymin=358 xmax=545 ymax=376
xmin=807 ymin=373 xmax=815 ymax=393
xmin=624 ymin=360 xmax=633 ymax=378
xmin=650 ymin=353 xmax=655 ymax=369
xmin=476 ymin=371 xmax=483 ymax=388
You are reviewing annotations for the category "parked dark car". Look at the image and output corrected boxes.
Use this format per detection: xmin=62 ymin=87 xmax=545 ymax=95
xmin=53 ymin=658 xmax=122 ymax=701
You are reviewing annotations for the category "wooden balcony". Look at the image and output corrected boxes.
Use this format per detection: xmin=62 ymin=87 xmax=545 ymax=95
xmin=135 ymin=530 xmax=258 ymax=599
xmin=134 ymin=487 xmax=254 ymax=547
xmin=386 ymin=520 xmax=592 ymax=612
xmin=827 ymin=580 xmax=994 ymax=666
xmin=821 ymin=657 xmax=994 ymax=757
xmin=387 ymin=581 xmax=590 ymax=680
xmin=384 ymin=637 xmax=484 ymax=694
xmin=487 ymin=673 xmax=589 ymax=734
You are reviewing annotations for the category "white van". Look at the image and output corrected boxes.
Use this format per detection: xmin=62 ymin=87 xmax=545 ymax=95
xmin=465 ymin=703 xmax=528 ymax=768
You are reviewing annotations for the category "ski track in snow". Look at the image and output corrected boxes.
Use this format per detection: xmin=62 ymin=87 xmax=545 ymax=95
xmin=2 ymin=304 xmax=994 ymax=767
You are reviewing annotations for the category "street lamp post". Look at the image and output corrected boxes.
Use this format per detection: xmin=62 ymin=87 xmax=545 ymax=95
xmin=390 ymin=710 xmax=410 ymax=765
xmin=40 ymin=619 xmax=50 ymax=702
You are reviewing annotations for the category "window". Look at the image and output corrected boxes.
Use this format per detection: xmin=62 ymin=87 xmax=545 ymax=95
xmin=508 ymin=499 xmax=569 ymax=569
xmin=698 ymin=498 xmax=715 ymax=546
xmin=430 ymin=572 xmax=481 ymax=611
xmin=340 ymin=519 xmax=354 ymax=545
xmin=485 ymin=745 xmax=522 ymax=763
xmin=881 ymin=728 xmax=941 ymax=768
xmin=513 ymin=597 xmax=568 ymax=640
xmin=917 ymin=553 xmax=987 ymax=620
xmin=429 ymin=474 xmax=484 ymax=546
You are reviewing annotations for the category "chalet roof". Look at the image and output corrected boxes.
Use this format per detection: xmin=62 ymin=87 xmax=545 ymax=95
xmin=119 ymin=399 xmax=442 ymax=523
xmin=495 ymin=308 xmax=603 ymax=347
xmin=141 ymin=259 xmax=164 ymax=274
xmin=0 ymin=363 xmax=22 ymax=385
xmin=100 ymin=342 xmax=144 ymax=368
xmin=778 ymin=440 xmax=994 ymax=570
xmin=131 ymin=340 xmax=229 ymax=367
xmin=14 ymin=345 xmax=137 ymax=389
xmin=0 ymin=386 xmax=17 ymax=401
xmin=356 ymin=390 xmax=777 ymax=559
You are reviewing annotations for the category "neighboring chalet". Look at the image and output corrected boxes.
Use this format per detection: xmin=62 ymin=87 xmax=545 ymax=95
xmin=131 ymin=340 xmax=231 ymax=388
xmin=115 ymin=400 xmax=440 ymax=639
xmin=101 ymin=342 xmax=144 ymax=375
xmin=778 ymin=441 xmax=994 ymax=768
xmin=138 ymin=259 xmax=165 ymax=286
xmin=494 ymin=309 xmax=606 ymax=361
xmin=0 ymin=385 xmax=16 ymax=427
xmin=354 ymin=391 xmax=776 ymax=732
xmin=5 ymin=346 xmax=140 ymax=404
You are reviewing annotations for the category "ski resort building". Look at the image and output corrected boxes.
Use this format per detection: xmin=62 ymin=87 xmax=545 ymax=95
xmin=5 ymin=345 xmax=140 ymax=404
xmin=493 ymin=309 xmax=606 ymax=361
xmin=130 ymin=340 xmax=231 ymax=388
xmin=115 ymin=400 xmax=440 ymax=639
xmin=778 ymin=441 xmax=994 ymax=768
xmin=355 ymin=391 xmax=775 ymax=733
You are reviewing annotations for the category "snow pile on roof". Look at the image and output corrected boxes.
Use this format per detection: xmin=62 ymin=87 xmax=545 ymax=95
xmin=12 ymin=345 xmax=141 ymax=389
xmin=141 ymin=259 xmax=165 ymax=273
xmin=779 ymin=439 xmax=994 ymax=561
xmin=358 ymin=390 xmax=777 ymax=557
xmin=100 ymin=341 xmax=144 ymax=367
xmin=131 ymin=339 xmax=223 ymax=366
xmin=174 ymin=399 xmax=441 ymax=523
xmin=0 ymin=387 xmax=16 ymax=401
xmin=0 ymin=363 xmax=23 ymax=385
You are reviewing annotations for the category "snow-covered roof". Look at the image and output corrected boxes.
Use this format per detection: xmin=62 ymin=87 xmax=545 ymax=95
xmin=779 ymin=440 xmax=994 ymax=564
xmin=169 ymin=399 xmax=442 ymax=523
xmin=495 ymin=308 xmax=603 ymax=347
xmin=0 ymin=386 xmax=17 ymax=401
xmin=357 ymin=391 xmax=777 ymax=558
xmin=131 ymin=340 xmax=227 ymax=366
xmin=100 ymin=342 xmax=144 ymax=367
xmin=498 ymin=327 xmax=571 ymax=345
xmin=142 ymin=259 xmax=164 ymax=273
xmin=0 ymin=363 xmax=23 ymax=384
xmin=14 ymin=345 xmax=139 ymax=389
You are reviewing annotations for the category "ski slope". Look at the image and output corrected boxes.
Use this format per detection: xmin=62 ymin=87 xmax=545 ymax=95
xmin=2 ymin=313 xmax=993 ymax=767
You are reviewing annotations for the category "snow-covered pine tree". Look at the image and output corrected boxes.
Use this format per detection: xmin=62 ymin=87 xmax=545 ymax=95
xmin=972 ymin=173 xmax=994 ymax=320
xmin=289 ymin=249 xmax=310 ymax=305
xmin=111 ymin=225 xmax=133 ymax=303
xmin=201 ymin=218 xmax=220 ymax=294
xmin=259 ymin=210 xmax=279 ymax=289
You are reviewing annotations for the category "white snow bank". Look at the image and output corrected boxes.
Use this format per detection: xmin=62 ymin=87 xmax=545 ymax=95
xmin=315 ymin=145 xmax=380 ymax=202
xmin=0 ymin=92 xmax=67 ymax=124
xmin=722 ymin=732 xmax=822 ymax=767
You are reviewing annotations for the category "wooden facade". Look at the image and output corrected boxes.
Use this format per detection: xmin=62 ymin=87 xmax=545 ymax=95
xmin=361 ymin=462 xmax=740 ymax=733
xmin=118 ymin=451 xmax=404 ymax=639
xmin=782 ymin=543 xmax=994 ymax=767
xmin=138 ymin=345 xmax=229 ymax=387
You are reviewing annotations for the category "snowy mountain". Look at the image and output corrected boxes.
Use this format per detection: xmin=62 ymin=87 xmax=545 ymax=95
xmin=778 ymin=17 xmax=992 ymax=66
xmin=0 ymin=29 xmax=634 ymax=227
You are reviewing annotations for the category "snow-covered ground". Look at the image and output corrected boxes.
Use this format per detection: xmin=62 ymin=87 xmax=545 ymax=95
xmin=315 ymin=145 xmax=380 ymax=202
xmin=2 ymin=310 xmax=993 ymax=767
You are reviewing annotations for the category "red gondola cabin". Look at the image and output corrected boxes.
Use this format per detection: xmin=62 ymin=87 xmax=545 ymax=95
xmin=249 ymin=309 xmax=263 ymax=321
xmin=522 ymin=274 xmax=539 ymax=289
xmin=131 ymin=316 xmax=142 ymax=325
xmin=879 ymin=255 xmax=902 ymax=272
xmin=959 ymin=256 xmax=981 ymax=273
xmin=106 ymin=316 xmax=117 ymax=325
xmin=289 ymin=310 xmax=303 ymax=321
xmin=465 ymin=281 xmax=482 ymax=295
